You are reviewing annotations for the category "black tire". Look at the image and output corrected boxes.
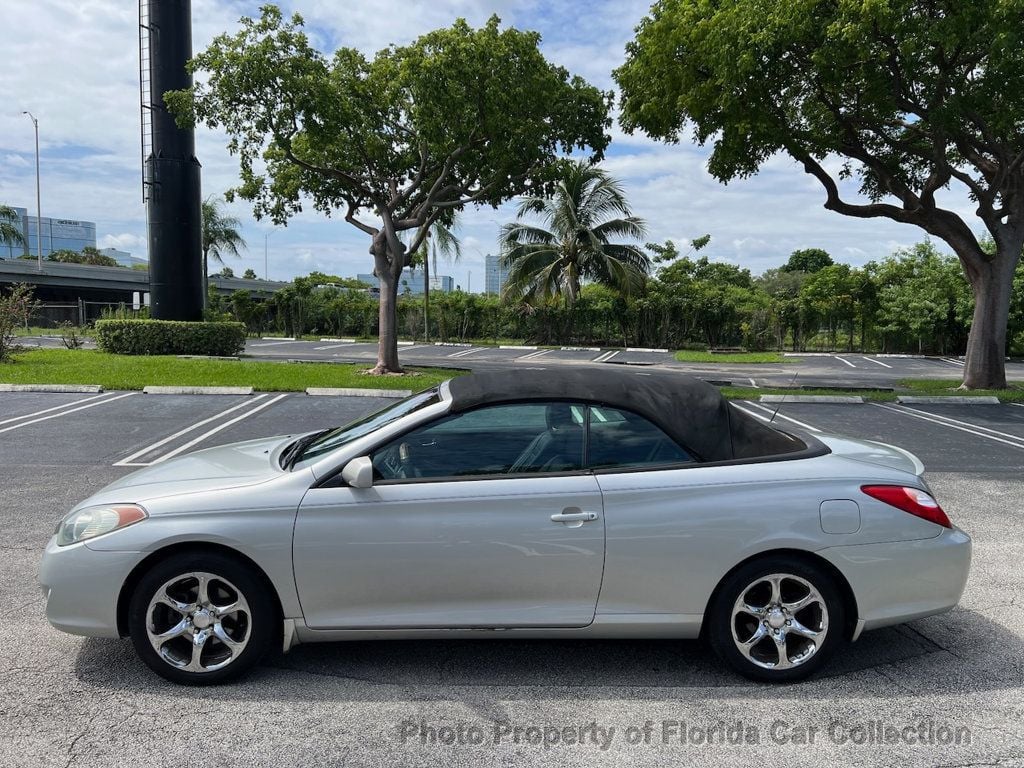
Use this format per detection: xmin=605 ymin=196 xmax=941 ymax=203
xmin=707 ymin=556 xmax=846 ymax=683
xmin=128 ymin=551 xmax=277 ymax=685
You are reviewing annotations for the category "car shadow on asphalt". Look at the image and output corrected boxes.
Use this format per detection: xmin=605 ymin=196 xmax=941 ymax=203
xmin=72 ymin=607 xmax=1018 ymax=698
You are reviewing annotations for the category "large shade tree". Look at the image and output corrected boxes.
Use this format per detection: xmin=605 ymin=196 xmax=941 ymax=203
xmin=167 ymin=7 xmax=610 ymax=373
xmin=500 ymin=160 xmax=650 ymax=306
xmin=616 ymin=0 xmax=1024 ymax=388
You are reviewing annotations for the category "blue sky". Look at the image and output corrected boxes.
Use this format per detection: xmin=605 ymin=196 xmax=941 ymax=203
xmin=0 ymin=0 xmax=978 ymax=288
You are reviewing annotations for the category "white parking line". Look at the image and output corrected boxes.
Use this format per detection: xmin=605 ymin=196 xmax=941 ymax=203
xmin=0 ymin=393 xmax=111 ymax=427
xmin=0 ymin=393 xmax=137 ymax=434
xmin=881 ymin=403 xmax=1024 ymax=444
xmin=748 ymin=378 xmax=759 ymax=388
xmin=937 ymin=357 xmax=965 ymax=367
xmin=593 ymin=350 xmax=618 ymax=363
xmin=313 ymin=342 xmax=357 ymax=350
xmin=518 ymin=349 xmax=552 ymax=361
xmin=871 ymin=403 xmax=1024 ymax=450
xmin=251 ymin=340 xmax=303 ymax=347
xmin=862 ymin=357 xmax=893 ymax=368
xmin=113 ymin=395 xmax=272 ymax=466
xmin=448 ymin=347 xmax=484 ymax=359
xmin=833 ymin=355 xmax=857 ymax=368
xmin=118 ymin=394 xmax=290 ymax=466
xmin=737 ymin=400 xmax=822 ymax=433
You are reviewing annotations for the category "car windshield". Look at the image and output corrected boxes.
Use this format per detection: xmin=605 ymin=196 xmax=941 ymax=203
xmin=291 ymin=388 xmax=442 ymax=467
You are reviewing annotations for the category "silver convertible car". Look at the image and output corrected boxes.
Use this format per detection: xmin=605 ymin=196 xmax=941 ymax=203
xmin=40 ymin=368 xmax=971 ymax=684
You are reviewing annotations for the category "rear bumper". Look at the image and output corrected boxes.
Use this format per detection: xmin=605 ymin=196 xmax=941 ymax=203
xmin=818 ymin=527 xmax=971 ymax=635
xmin=38 ymin=536 xmax=142 ymax=638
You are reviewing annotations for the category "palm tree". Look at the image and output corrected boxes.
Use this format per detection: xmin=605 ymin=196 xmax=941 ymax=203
xmin=201 ymin=197 xmax=246 ymax=304
xmin=500 ymin=160 xmax=651 ymax=307
xmin=411 ymin=214 xmax=462 ymax=342
xmin=0 ymin=205 xmax=26 ymax=259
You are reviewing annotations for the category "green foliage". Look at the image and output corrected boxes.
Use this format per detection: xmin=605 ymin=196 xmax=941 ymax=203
xmin=783 ymin=249 xmax=833 ymax=274
xmin=46 ymin=247 xmax=119 ymax=267
xmin=0 ymin=284 xmax=40 ymax=363
xmin=243 ymin=268 xmax=257 ymax=279
xmin=501 ymin=160 xmax=650 ymax=306
xmin=95 ymin=319 xmax=246 ymax=356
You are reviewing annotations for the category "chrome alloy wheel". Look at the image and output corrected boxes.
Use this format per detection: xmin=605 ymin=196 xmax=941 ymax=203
xmin=730 ymin=573 xmax=828 ymax=671
xmin=145 ymin=572 xmax=251 ymax=673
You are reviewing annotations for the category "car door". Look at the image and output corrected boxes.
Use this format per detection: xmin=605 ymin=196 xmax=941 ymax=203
xmin=293 ymin=402 xmax=606 ymax=629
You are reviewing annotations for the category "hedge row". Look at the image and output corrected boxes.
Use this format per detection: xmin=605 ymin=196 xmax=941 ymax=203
xmin=95 ymin=319 xmax=246 ymax=356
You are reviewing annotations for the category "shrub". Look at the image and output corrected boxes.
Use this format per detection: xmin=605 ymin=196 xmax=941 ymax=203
xmin=0 ymin=284 xmax=40 ymax=363
xmin=95 ymin=319 xmax=246 ymax=356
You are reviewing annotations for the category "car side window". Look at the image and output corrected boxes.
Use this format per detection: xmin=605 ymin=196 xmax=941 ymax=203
xmin=587 ymin=405 xmax=693 ymax=469
xmin=371 ymin=402 xmax=585 ymax=481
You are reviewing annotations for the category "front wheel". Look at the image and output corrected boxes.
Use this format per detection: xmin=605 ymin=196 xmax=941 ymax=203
xmin=128 ymin=552 xmax=276 ymax=685
xmin=707 ymin=557 xmax=846 ymax=682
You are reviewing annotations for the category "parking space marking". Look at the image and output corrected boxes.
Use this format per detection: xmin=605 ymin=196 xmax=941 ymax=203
xmin=833 ymin=355 xmax=857 ymax=368
xmin=862 ymin=357 xmax=893 ymax=368
xmin=593 ymin=350 xmax=618 ymax=363
xmin=313 ymin=342 xmax=357 ymax=350
xmin=113 ymin=395 xmax=274 ymax=466
xmin=0 ymin=393 xmax=136 ymax=434
xmin=251 ymin=340 xmax=303 ymax=347
xmin=871 ymin=403 xmax=1024 ymax=450
xmin=518 ymin=349 xmax=553 ymax=361
xmin=735 ymin=400 xmax=822 ymax=433
xmin=883 ymin=403 xmax=1024 ymax=445
xmin=748 ymin=378 xmax=759 ymax=388
xmin=938 ymin=357 xmax=965 ymax=367
xmin=118 ymin=393 xmax=291 ymax=466
xmin=448 ymin=347 xmax=484 ymax=359
xmin=0 ymin=393 xmax=111 ymax=427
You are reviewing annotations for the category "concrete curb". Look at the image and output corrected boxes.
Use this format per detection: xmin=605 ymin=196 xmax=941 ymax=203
xmin=499 ymin=345 xmax=537 ymax=350
xmin=561 ymin=346 xmax=601 ymax=352
xmin=0 ymin=383 xmax=104 ymax=393
xmin=143 ymin=386 xmax=254 ymax=395
xmin=626 ymin=347 xmax=669 ymax=353
xmin=760 ymin=394 xmax=864 ymax=404
xmin=306 ymin=387 xmax=411 ymax=398
xmin=319 ymin=338 xmax=356 ymax=343
xmin=897 ymin=396 xmax=1001 ymax=405
xmin=259 ymin=336 xmax=295 ymax=341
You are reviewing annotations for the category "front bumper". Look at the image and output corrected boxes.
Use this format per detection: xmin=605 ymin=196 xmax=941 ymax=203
xmin=819 ymin=526 xmax=972 ymax=635
xmin=38 ymin=535 xmax=144 ymax=638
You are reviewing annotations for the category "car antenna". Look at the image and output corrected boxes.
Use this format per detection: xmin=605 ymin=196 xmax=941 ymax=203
xmin=768 ymin=369 xmax=799 ymax=425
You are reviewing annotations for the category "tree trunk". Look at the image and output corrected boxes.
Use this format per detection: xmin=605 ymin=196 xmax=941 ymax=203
xmin=423 ymin=251 xmax=430 ymax=343
xmin=961 ymin=246 xmax=1020 ymax=389
xmin=372 ymin=268 xmax=404 ymax=374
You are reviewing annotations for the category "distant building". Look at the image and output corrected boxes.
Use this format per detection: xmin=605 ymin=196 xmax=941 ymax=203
xmin=485 ymin=253 xmax=509 ymax=295
xmin=99 ymin=248 xmax=148 ymax=269
xmin=3 ymin=207 xmax=96 ymax=259
xmin=357 ymin=268 xmax=453 ymax=295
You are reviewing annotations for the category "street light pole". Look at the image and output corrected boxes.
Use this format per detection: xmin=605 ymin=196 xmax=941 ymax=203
xmin=22 ymin=111 xmax=42 ymax=271
xmin=264 ymin=230 xmax=276 ymax=280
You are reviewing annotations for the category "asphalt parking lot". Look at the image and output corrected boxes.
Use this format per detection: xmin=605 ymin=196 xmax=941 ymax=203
xmin=2 ymin=388 xmax=1023 ymax=766
xmin=23 ymin=333 xmax=1024 ymax=389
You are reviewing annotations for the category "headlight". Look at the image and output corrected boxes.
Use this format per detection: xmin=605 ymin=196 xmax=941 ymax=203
xmin=56 ymin=504 xmax=147 ymax=546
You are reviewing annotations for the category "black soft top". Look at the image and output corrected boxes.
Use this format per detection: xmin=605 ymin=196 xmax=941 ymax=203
xmin=446 ymin=366 xmax=810 ymax=463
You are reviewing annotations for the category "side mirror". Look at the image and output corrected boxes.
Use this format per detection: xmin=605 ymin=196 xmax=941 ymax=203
xmin=341 ymin=456 xmax=374 ymax=489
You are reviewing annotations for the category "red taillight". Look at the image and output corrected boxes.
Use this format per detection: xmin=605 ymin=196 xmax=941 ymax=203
xmin=861 ymin=485 xmax=951 ymax=528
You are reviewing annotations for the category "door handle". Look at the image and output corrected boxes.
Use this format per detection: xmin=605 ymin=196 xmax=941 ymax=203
xmin=550 ymin=511 xmax=598 ymax=523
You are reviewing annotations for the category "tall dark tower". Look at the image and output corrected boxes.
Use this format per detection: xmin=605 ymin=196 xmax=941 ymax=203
xmin=140 ymin=0 xmax=203 ymax=320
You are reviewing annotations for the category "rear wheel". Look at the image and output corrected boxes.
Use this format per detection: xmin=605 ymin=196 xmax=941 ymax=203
xmin=128 ymin=552 xmax=276 ymax=685
xmin=707 ymin=557 xmax=845 ymax=682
